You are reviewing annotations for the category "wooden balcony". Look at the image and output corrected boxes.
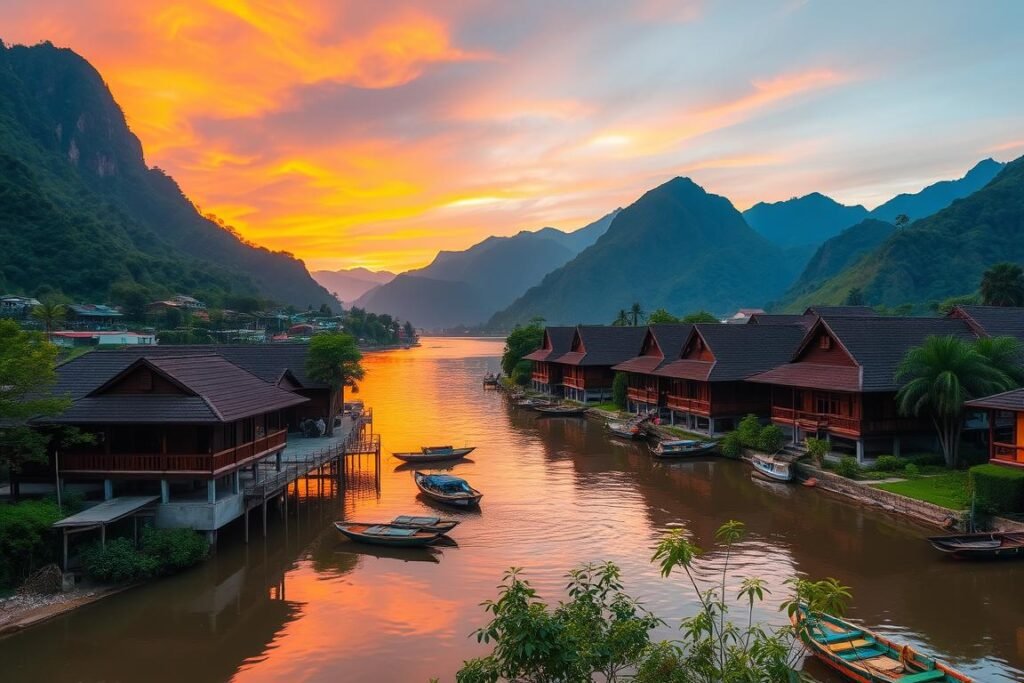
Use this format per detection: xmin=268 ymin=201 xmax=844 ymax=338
xmin=666 ymin=395 xmax=711 ymax=415
xmin=627 ymin=387 xmax=660 ymax=405
xmin=531 ymin=371 xmax=551 ymax=383
xmin=993 ymin=443 xmax=1024 ymax=467
xmin=61 ymin=429 xmax=288 ymax=477
xmin=563 ymin=376 xmax=586 ymax=390
xmin=771 ymin=407 xmax=920 ymax=437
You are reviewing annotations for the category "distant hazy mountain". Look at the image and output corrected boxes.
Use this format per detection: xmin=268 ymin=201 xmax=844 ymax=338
xmin=489 ymin=178 xmax=794 ymax=327
xmin=783 ymin=155 xmax=1024 ymax=311
xmin=869 ymin=158 xmax=1006 ymax=222
xmin=354 ymin=210 xmax=619 ymax=328
xmin=312 ymin=267 xmax=395 ymax=304
xmin=743 ymin=193 xmax=868 ymax=249
xmin=784 ymin=218 xmax=895 ymax=295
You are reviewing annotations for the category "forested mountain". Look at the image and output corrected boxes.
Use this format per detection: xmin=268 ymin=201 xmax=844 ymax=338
xmin=0 ymin=41 xmax=334 ymax=308
xmin=311 ymin=267 xmax=395 ymax=304
xmin=782 ymin=218 xmax=895 ymax=297
xmin=489 ymin=178 xmax=794 ymax=327
xmin=869 ymin=158 xmax=1005 ymax=222
xmin=782 ymin=155 xmax=1024 ymax=311
xmin=742 ymin=193 xmax=868 ymax=248
xmin=354 ymin=210 xmax=619 ymax=328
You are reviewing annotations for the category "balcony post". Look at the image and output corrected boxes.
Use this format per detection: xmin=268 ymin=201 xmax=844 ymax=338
xmin=892 ymin=437 xmax=901 ymax=458
xmin=207 ymin=479 xmax=217 ymax=504
xmin=855 ymin=439 xmax=865 ymax=464
xmin=103 ymin=479 xmax=113 ymax=501
xmin=160 ymin=480 xmax=169 ymax=504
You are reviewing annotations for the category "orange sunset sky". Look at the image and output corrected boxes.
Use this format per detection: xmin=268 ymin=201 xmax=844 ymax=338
xmin=1 ymin=1 xmax=1022 ymax=272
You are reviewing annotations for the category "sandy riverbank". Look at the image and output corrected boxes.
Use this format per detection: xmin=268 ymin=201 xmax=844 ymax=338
xmin=0 ymin=584 xmax=130 ymax=637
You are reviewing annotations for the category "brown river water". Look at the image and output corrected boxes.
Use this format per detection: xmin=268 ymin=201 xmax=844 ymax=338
xmin=1 ymin=338 xmax=1021 ymax=682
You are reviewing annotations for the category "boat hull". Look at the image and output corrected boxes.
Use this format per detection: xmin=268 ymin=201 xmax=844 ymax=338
xmin=534 ymin=406 xmax=589 ymax=417
xmin=751 ymin=457 xmax=794 ymax=482
xmin=393 ymin=447 xmax=476 ymax=463
xmin=650 ymin=441 xmax=717 ymax=458
xmin=927 ymin=532 xmax=1024 ymax=559
xmin=414 ymin=472 xmax=483 ymax=508
xmin=334 ymin=522 xmax=442 ymax=547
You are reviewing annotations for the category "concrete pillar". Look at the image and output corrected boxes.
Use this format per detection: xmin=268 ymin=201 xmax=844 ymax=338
xmin=232 ymin=471 xmax=240 ymax=494
xmin=276 ymin=452 xmax=282 ymax=472
xmin=205 ymin=530 xmax=217 ymax=548
xmin=207 ymin=479 xmax=217 ymax=504
xmin=708 ymin=418 xmax=716 ymax=436
xmin=855 ymin=439 xmax=866 ymax=464
xmin=103 ymin=479 xmax=113 ymax=500
xmin=160 ymin=480 xmax=170 ymax=504
xmin=892 ymin=437 xmax=901 ymax=458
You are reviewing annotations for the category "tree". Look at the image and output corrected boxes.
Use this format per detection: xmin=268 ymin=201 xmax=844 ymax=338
xmin=681 ymin=310 xmax=719 ymax=324
xmin=306 ymin=333 xmax=365 ymax=434
xmin=403 ymin=320 xmax=415 ymax=339
xmin=612 ymin=372 xmax=628 ymax=409
xmin=647 ymin=308 xmax=680 ymax=324
xmin=629 ymin=302 xmax=645 ymax=326
xmin=975 ymin=336 xmax=1024 ymax=386
xmin=894 ymin=213 xmax=910 ymax=229
xmin=980 ymin=262 xmax=1024 ymax=307
xmin=844 ymin=287 xmax=865 ymax=306
xmin=896 ymin=335 xmax=1015 ymax=467
xmin=611 ymin=309 xmax=630 ymax=327
xmin=30 ymin=301 xmax=66 ymax=341
xmin=0 ymin=321 xmax=72 ymax=473
xmin=163 ymin=306 xmax=183 ymax=330
xmin=109 ymin=282 xmax=151 ymax=321
xmin=501 ymin=323 xmax=544 ymax=377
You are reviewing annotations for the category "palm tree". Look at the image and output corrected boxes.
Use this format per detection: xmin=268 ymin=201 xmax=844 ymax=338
xmin=629 ymin=302 xmax=645 ymax=327
xmin=306 ymin=332 xmax=365 ymax=435
xmin=31 ymin=301 xmax=67 ymax=341
xmin=980 ymin=262 xmax=1024 ymax=306
xmin=974 ymin=336 xmax=1024 ymax=386
xmin=895 ymin=335 xmax=1014 ymax=467
xmin=612 ymin=310 xmax=630 ymax=326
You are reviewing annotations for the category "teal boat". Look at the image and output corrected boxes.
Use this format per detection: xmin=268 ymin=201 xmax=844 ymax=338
xmin=793 ymin=606 xmax=972 ymax=682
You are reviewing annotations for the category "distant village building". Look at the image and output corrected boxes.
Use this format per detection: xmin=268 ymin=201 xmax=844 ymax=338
xmin=66 ymin=304 xmax=124 ymax=328
xmin=52 ymin=331 xmax=157 ymax=348
xmin=724 ymin=308 xmax=766 ymax=324
xmin=0 ymin=294 xmax=41 ymax=315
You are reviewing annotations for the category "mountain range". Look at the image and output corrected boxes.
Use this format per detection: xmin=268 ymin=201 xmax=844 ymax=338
xmin=311 ymin=267 xmax=395 ymax=305
xmin=743 ymin=193 xmax=869 ymax=249
xmin=0 ymin=41 xmax=334 ymax=308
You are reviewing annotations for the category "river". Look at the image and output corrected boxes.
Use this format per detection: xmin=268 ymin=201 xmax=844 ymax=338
xmin=1 ymin=338 xmax=1020 ymax=681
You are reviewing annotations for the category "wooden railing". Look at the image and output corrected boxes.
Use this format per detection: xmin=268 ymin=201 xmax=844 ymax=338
xmin=627 ymin=387 xmax=660 ymax=404
xmin=771 ymin=407 xmax=920 ymax=437
xmin=666 ymin=395 xmax=710 ymax=415
xmin=563 ymin=376 xmax=586 ymax=389
xmin=993 ymin=443 xmax=1024 ymax=466
xmin=62 ymin=429 xmax=288 ymax=475
xmin=532 ymin=371 xmax=551 ymax=383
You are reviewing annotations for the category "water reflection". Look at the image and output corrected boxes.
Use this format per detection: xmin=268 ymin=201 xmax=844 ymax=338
xmin=0 ymin=338 xmax=1020 ymax=681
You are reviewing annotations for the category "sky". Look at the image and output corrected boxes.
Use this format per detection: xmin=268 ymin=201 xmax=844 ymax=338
xmin=1 ymin=1 xmax=1023 ymax=273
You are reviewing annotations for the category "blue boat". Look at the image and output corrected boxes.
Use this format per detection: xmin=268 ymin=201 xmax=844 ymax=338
xmin=751 ymin=454 xmax=794 ymax=482
xmin=414 ymin=471 xmax=483 ymax=507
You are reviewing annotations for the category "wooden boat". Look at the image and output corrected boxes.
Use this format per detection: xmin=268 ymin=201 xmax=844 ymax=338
xmin=533 ymin=404 xmax=589 ymax=417
xmin=414 ymin=471 xmax=483 ymax=507
xmin=793 ymin=605 xmax=972 ymax=682
xmin=392 ymin=445 xmax=476 ymax=463
xmin=346 ymin=515 xmax=460 ymax=534
xmin=334 ymin=522 xmax=443 ymax=547
xmin=751 ymin=454 xmax=795 ymax=482
xmin=927 ymin=531 xmax=1024 ymax=559
xmin=607 ymin=420 xmax=644 ymax=439
xmin=650 ymin=439 xmax=717 ymax=458
xmin=482 ymin=373 xmax=500 ymax=387
xmin=515 ymin=398 xmax=552 ymax=410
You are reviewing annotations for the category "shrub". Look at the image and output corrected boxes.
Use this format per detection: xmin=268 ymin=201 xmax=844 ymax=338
xmin=511 ymin=359 xmax=532 ymax=386
xmin=873 ymin=455 xmax=906 ymax=472
xmin=736 ymin=414 xmax=762 ymax=449
xmin=141 ymin=528 xmax=209 ymax=572
xmin=720 ymin=431 xmax=743 ymax=458
xmin=81 ymin=538 xmax=157 ymax=583
xmin=612 ymin=372 xmax=628 ymax=409
xmin=905 ymin=452 xmax=945 ymax=467
xmin=805 ymin=437 xmax=830 ymax=466
xmin=836 ymin=456 xmax=860 ymax=479
xmin=969 ymin=464 xmax=1024 ymax=514
xmin=904 ymin=463 xmax=920 ymax=478
xmin=0 ymin=500 xmax=63 ymax=588
xmin=757 ymin=425 xmax=784 ymax=454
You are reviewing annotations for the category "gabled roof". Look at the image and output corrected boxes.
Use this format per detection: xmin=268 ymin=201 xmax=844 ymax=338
xmin=802 ymin=305 xmax=877 ymax=317
xmin=748 ymin=313 xmax=815 ymax=329
xmin=522 ymin=326 xmax=575 ymax=362
xmin=553 ymin=325 xmax=647 ymax=366
xmin=749 ymin=316 xmax=977 ymax=392
xmin=655 ymin=324 xmax=806 ymax=381
xmin=46 ymin=354 xmax=308 ymax=424
xmin=950 ymin=305 xmax=1024 ymax=341
xmin=612 ymin=324 xmax=693 ymax=374
xmin=966 ymin=388 xmax=1024 ymax=411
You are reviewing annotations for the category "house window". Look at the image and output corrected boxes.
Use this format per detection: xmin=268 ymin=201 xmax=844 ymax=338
xmin=819 ymin=335 xmax=832 ymax=350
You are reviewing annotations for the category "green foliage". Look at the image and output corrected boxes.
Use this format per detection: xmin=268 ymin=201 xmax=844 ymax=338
xmin=141 ymin=528 xmax=210 ymax=571
xmin=81 ymin=528 xmax=209 ymax=584
xmin=0 ymin=499 xmax=63 ymax=587
xmin=629 ymin=302 xmax=645 ymax=326
xmin=511 ymin=359 xmax=532 ymax=387
xmin=969 ymin=464 xmax=1024 ymax=514
xmin=501 ymin=322 xmax=544 ymax=376
xmin=904 ymin=463 xmax=920 ymax=477
xmin=612 ymin=309 xmax=630 ymax=326
xmin=804 ymin=437 xmax=830 ymax=467
xmin=720 ymin=431 xmax=743 ymax=458
xmin=612 ymin=372 xmax=628 ymax=409
xmin=307 ymin=333 xmax=364 ymax=394
xmin=873 ymin=455 xmax=905 ymax=472
xmin=896 ymin=335 xmax=1017 ymax=467
xmin=681 ymin=310 xmax=720 ymax=324
xmin=458 ymin=520 xmax=852 ymax=682
xmin=646 ymin=308 xmax=680 ymax=324
xmin=875 ymin=471 xmax=970 ymax=510
xmin=736 ymin=414 xmax=763 ymax=449
xmin=835 ymin=456 xmax=860 ymax=478
xmin=844 ymin=287 xmax=865 ymax=306
xmin=935 ymin=293 xmax=980 ymax=315
xmin=757 ymin=425 xmax=784 ymax=454
xmin=980 ymin=262 xmax=1024 ymax=306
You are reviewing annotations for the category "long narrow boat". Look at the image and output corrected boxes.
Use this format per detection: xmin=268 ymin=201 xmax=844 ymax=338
xmin=392 ymin=445 xmax=476 ymax=463
xmin=650 ymin=439 xmax=717 ymax=458
xmin=334 ymin=522 xmax=443 ymax=547
xmin=345 ymin=515 xmax=460 ymax=534
xmin=751 ymin=454 xmax=795 ymax=482
xmin=607 ymin=420 xmax=644 ymax=439
xmin=515 ymin=398 xmax=552 ymax=410
xmin=534 ymin=405 xmax=589 ymax=417
xmin=414 ymin=471 xmax=483 ymax=507
xmin=793 ymin=605 xmax=972 ymax=682
xmin=927 ymin=531 xmax=1024 ymax=559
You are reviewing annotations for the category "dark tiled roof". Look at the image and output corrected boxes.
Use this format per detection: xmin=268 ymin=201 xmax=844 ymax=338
xmin=612 ymin=356 xmax=664 ymax=373
xmin=803 ymin=305 xmax=877 ymax=317
xmin=553 ymin=326 xmax=647 ymax=366
xmin=966 ymin=388 xmax=1024 ymax=411
xmin=952 ymin=305 xmax=1024 ymax=341
xmin=654 ymin=359 xmax=714 ymax=381
xmin=749 ymin=313 xmax=815 ymax=329
xmin=747 ymin=363 xmax=862 ymax=392
xmin=658 ymin=324 xmax=806 ymax=381
xmin=54 ymin=395 xmax=219 ymax=424
xmin=612 ymin=324 xmax=693 ymax=374
xmin=523 ymin=326 xmax=575 ymax=362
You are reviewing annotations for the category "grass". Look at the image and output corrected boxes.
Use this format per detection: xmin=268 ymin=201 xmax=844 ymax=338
xmin=873 ymin=471 xmax=970 ymax=510
xmin=591 ymin=402 xmax=623 ymax=413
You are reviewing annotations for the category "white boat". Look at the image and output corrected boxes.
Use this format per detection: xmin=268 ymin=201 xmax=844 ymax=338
xmin=392 ymin=445 xmax=476 ymax=463
xmin=750 ymin=454 xmax=794 ymax=482
xmin=650 ymin=439 xmax=717 ymax=458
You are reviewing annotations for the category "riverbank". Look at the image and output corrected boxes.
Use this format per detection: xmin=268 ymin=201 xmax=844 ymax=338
xmin=0 ymin=583 xmax=130 ymax=637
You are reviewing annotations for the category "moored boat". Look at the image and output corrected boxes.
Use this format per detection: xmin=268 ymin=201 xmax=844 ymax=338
xmin=334 ymin=521 xmax=444 ymax=547
xmin=793 ymin=605 xmax=972 ymax=682
xmin=346 ymin=515 xmax=460 ymax=534
xmin=534 ymin=404 xmax=589 ymax=417
xmin=650 ymin=439 xmax=717 ymax=458
xmin=515 ymin=398 xmax=552 ymax=410
xmin=927 ymin=531 xmax=1024 ymax=559
xmin=483 ymin=373 xmax=500 ymax=387
xmin=392 ymin=445 xmax=476 ymax=463
xmin=414 ymin=471 xmax=483 ymax=507
xmin=750 ymin=454 xmax=795 ymax=482
xmin=607 ymin=420 xmax=643 ymax=439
